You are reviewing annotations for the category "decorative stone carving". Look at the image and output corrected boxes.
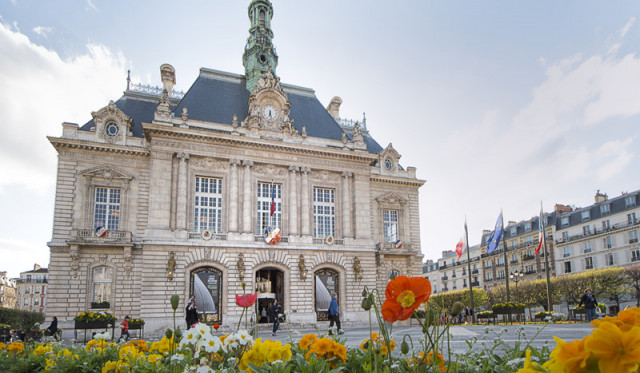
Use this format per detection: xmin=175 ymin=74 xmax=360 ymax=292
xmin=189 ymin=157 xmax=228 ymax=170
xmin=352 ymin=122 xmax=366 ymax=150
xmin=309 ymin=170 xmax=340 ymax=182
xmin=204 ymin=247 xmax=211 ymax=258
xmin=124 ymin=247 xmax=132 ymax=279
xmin=298 ymin=255 xmax=308 ymax=281
xmin=241 ymin=68 xmax=294 ymax=134
xmin=154 ymin=89 xmax=172 ymax=123
xmin=253 ymin=164 xmax=287 ymax=177
xmin=181 ymin=107 xmax=189 ymax=122
xmin=237 ymin=253 xmax=246 ymax=282
xmin=301 ymin=125 xmax=307 ymax=137
xmin=232 ymin=114 xmax=239 ymax=128
xmin=379 ymin=143 xmax=401 ymax=172
xmin=353 ymin=256 xmax=363 ymax=282
xmin=166 ymin=252 xmax=176 ymax=281
xmin=160 ymin=64 xmax=176 ymax=95
xmin=91 ymin=100 xmax=133 ymax=144
xmin=70 ymin=245 xmax=79 ymax=279
xmin=99 ymin=253 xmax=108 ymax=263
xmin=375 ymin=192 xmax=408 ymax=205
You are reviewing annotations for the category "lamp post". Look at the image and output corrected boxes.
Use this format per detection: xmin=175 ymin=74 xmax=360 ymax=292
xmin=509 ymin=268 xmax=524 ymax=303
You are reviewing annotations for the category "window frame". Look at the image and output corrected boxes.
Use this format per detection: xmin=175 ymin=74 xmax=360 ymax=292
xmin=193 ymin=176 xmax=223 ymax=233
xmin=91 ymin=266 xmax=113 ymax=304
xmin=383 ymin=209 xmax=399 ymax=243
xmin=93 ymin=187 xmax=121 ymax=231
xmin=256 ymin=182 xmax=282 ymax=235
xmin=313 ymin=187 xmax=335 ymax=239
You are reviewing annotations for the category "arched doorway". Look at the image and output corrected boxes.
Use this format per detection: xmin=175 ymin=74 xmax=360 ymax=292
xmin=255 ymin=267 xmax=284 ymax=324
xmin=315 ymin=268 xmax=339 ymax=321
xmin=190 ymin=267 xmax=223 ymax=323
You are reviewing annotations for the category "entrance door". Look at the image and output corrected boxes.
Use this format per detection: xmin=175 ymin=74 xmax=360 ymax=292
xmin=255 ymin=268 xmax=284 ymax=323
xmin=190 ymin=267 xmax=223 ymax=323
xmin=315 ymin=268 xmax=339 ymax=321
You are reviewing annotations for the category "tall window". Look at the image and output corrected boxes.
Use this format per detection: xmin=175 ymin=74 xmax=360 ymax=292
xmin=626 ymin=195 xmax=637 ymax=208
xmin=564 ymin=261 xmax=572 ymax=274
xmin=606 ymin=253 xmax=615 ymax=266
xmin=383 ymin=210 xmax=398 ymax=243
xmin=524 ymin=222 xmax=532 ymax=232
xmin=560 ymin=217 xmax=569 ymax=227
xmin=584 ymin=241 xmax=592 ymax=253
xmin=257 ymin=183 xmax=281 ymax=234
xmin=497 ymin=257 xmax=504 ymax=266
xmin=630 ymin=230 xmax=639 ymax=244
xmin=563 ymin=247 xmax=571 ymax=257
xmin=632 ymin=249 xmax=640 ymax=262
xmin=92 ymin=267 xmax=112 ymax=303
xmin=602 ymin=220 xmax=610 ymax=230
xmin=629 ymin=213 xmax=638 ymax=225
xmin=603 ymin=236 xmax=613 ymax=249
xmin=194 ymin=177 xmax=222 ymax=233
xmin=525 ymin=236 xmax=533 ymax=246
xmin=562 ymin=232 xmax=569 ymax=241
xmin=497 ymin=270 xmax=505 ymax=279
xmin=94 ymin=187 xmax=120 ymax=230
xmin=600 ymin=203 xmax=610 ymax=215
xmin=313 ymin=188 xmax=335 ymax=238
xmin=583 ymin=226 xmax=591 ymax=235
xmin=585 ymin=257 xmax=593 ymax=270
xmin=581 ymin=211 xmax=590 ymax=221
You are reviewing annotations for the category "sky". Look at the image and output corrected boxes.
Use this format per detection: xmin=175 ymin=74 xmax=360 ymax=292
xmin=0 ymin=1 xmax=639 ymax=278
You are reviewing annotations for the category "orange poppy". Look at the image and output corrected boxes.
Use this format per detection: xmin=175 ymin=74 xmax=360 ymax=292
xmin=381 ymin=276 xmax=431 ymax=323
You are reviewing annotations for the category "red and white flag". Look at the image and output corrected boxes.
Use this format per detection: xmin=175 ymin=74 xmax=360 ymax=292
xmin=455 ymin=235 xmax=466 ymax=260
xmin=535 ymin=206 xmax=545 ymax=255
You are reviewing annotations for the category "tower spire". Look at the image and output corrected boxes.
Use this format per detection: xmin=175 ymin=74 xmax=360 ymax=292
xmin=243 ymin=0 xmax=279 ymax=92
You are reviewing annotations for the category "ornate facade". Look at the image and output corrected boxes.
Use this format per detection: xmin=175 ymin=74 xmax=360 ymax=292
xmin=46 ymin=0 xmax=424 ymax=335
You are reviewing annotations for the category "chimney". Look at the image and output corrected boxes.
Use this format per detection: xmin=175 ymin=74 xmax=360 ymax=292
xmin=555 ymin=204 xmax=572 ymax=215
xmin=594 ymin=190 xmax=608 ymax=203
xmin=34 ymin=264 xmax=41 ymax=271
xmin=0 ymin=271 xmax=6 ymax=277
xmin=326 ymin=96 xmax=342 ymax=121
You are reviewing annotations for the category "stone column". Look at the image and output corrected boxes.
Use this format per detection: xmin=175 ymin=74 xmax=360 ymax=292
xmin=300 ymin=167 xmax=310 ymax=236
xmin=342 ymin=171 xmax=352 ymax=238
xmin=242 ymin=160 xmax=254 ymax=234
xmin=228 ymin=159 xmax=240 ymax=232
xmin=176 ymin=153 xmax=189 ymax=230
xmin=288 ymin=166 xmax=298 ymax=236
xmin=147 ymin=151 xmax=173 ymax=234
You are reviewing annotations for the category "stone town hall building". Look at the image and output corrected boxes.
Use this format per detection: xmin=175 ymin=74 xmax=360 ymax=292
xmin=47 ymin=0 xmax=424 ymax=334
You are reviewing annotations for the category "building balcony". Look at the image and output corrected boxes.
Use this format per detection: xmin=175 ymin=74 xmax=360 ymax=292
xmin=510 ymin=259 xmax=518 ymax=264
xmin=71 ymin=229 xmax=132 ymax=243
xmin=555 ymin=218 xmax=640 ymax=244
xmin=496 ymin=263 xmax=505 ymax=267
xmin=443 ymin=287 xmax=449 ymax=292
xmin=452 ymin=274 xmax=457 ymax=278
xmin=523 ymin=255 xmax=535 ymax=261
xmin=441 ymin=276 xmax=448 ymax=281
xmin=376 ymin=242 xmax=412 ymax=251
xmin=472 ymin=269 xmax=479 ymax=274
xmin=524 ymin=269 xmax=536 ymax=275
xmin=471 ymin=281 xmax=480 ymax=287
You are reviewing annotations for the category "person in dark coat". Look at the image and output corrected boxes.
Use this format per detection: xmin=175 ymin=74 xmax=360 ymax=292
xmin=328 ymin=293 xmax=343 ymax=335
xmin=185 ymin=299 xmax=198 ymax=329
xmin=46 ymin=317 xmax=58 ymax=341
xmin=578 ymin=288 xmax=598 ymax=321
xmin=271 ymin=300 xmax=281 ymax=336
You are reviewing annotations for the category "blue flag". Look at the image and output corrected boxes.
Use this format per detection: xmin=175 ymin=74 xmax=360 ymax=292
xmin=487 ymin=211 xmax=503 ymax=254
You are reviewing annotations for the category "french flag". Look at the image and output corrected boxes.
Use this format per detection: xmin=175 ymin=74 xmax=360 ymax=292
xmin=270 ymin=184 xmax=276 ymax=216
xmin=535 ymin=207 xmax=545 ymax=255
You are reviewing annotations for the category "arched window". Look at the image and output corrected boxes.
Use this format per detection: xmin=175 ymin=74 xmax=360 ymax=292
xmin=190 ymin=267 xmax=223 ymax=323
xmin=259 ymin=10 xmax=265 ymax=27
xmin=92 ymin=267 xmax=112 ymax=303
xmin=315 ymin=268 xmax=339 ymax=321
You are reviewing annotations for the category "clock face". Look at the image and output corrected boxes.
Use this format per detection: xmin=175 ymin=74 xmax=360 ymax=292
xmin=262 ymin=105 xmax=278 ymax=120
xmin=385 ymin=159 xmax=393 ymax=170
xmin=105 ymin=122 xmax=119 ymax=137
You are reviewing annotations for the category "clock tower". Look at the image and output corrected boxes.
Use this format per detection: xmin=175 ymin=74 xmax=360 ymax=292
xmin=243 ymin=0 xmax=279 ymax=92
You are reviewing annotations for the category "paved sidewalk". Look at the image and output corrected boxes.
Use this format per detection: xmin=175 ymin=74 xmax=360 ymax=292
xmin=258 ymin=323 xmax=593 ymax=354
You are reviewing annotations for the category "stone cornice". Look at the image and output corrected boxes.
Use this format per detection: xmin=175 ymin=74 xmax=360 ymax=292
xmin=142 ymin=122 xmax=377 ymax=163
xmin=48 ymin=137 xmax=150 ymax=156
xmin=370 ymin=175 xmax=426 ymax=187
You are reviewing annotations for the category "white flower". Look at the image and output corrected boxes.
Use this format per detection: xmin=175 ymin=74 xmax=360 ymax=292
xmin=224 ymin=335 xmax=239 ymax=350
xmin=200 ymin=336 xmax=222 ymax=354
xmin=171 ymin=353 xmax=185 ymax=362
xmin=236 ymin=330 xmax=252 ymax=346
xmin=196 ymin=367 xmax=213 ymax=373
xmin=180 ymin=328 xmax=200 ymax=346
xmin=194 ymin=323 xmax=212 ymax=339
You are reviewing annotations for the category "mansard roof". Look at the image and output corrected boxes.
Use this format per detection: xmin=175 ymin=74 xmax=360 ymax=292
xmin=80 ymin=68 xmax=384 ymax=155
xmin=555 ymin=189 xmax=640 ymax=229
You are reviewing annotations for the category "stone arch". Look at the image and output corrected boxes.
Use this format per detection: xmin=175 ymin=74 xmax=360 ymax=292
xmin=311 ymin=262 xmax=346 ymax=321
xmin=184 ymin=260 xmax=228 ymax=323
xmin=85 ymin=260 xmax=117 ymax=312
xmin=253 ymin=261 xmax=290 ymax=314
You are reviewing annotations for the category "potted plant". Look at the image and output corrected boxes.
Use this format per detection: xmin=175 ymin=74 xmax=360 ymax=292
xmin=90 ymin=301 xmax=110 ymax=309
xmin=127 ymin=318 xmax=145 ymax=330
xmin=74 ymin=311 xmax=116 ymax=329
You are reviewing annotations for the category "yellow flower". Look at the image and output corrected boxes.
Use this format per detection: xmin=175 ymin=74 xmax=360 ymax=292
xmin=544 ymin=336 xmax=591 ymax=373
xmin=299 ymin=334 xmax=317 ymax=350
xmin=585 ymin=323 xmax=640 ymax=373
xmin=0 ymin=342 xmax=6 ymax=351
xmin=147 ymin=354 xmax=163 ymax=364
xmin=516 ymin=349 xmax=548 ymax=373
xmin=7 ymin=342 xmax=24 ymax=354
xmin=32 ymin=344 xmax=52 ymax=355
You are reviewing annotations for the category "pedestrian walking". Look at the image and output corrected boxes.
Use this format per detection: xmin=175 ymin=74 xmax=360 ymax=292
xmin=578 ymin=288 xmax=598 ymax=322
xmin=271 ymin=300 xmax=281 ymax=336
xmin=45 ymin=316 xmax=58 ymax=341
xmin=186 ymin=298 xmax=198 ymax=329
xmin=328 ymin=293 xmax=344 ymax=335
xmin=118 ymin=316 xmax=130 ymax=342
xmin=466 ymin=306 xmax=474 ymax=325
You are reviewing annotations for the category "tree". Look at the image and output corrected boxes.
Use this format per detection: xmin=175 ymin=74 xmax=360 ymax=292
xmin=624 ymin=265 xmax=640 ymax=307
xmin=518 ymin=278 xmax=560 ymax=315
xmin=427 ymin=288 xmax=489 ymax=313
xmin=487 ymin=284 xmax=507 ymax=306
xmin=597 ymin=267 xmax=630 ymax=312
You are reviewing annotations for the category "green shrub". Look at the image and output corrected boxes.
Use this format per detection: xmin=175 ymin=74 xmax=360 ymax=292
xmin=0 ymin=308 xmax=45 ymax=330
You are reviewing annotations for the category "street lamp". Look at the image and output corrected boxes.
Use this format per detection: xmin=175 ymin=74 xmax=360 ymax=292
xmin=509 ymin=268 xmax=524 ymax=303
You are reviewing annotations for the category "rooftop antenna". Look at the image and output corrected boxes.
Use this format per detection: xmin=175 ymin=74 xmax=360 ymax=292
xmin=126 ymin=70 xmax=131 ymax=91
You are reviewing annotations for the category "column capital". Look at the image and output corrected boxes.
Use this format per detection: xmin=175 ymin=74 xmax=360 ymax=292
xmin=242 ymin=160 xmax=254 ymax=167
xmin=229 ymin=158 xmax=241 ymax=167
xmin=301 ymin=166 xmax=311 ymax=174
xmin=176 ymin=152 xmax=189 ymax=161
xmin=342 ymin=171 xmax=353 ymax=178
xmin=289 ymin=165 xmax=299 ymax=173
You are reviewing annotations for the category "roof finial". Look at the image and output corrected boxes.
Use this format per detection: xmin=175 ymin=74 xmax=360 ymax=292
xmin=126 ymin=70 xmax=131 ymax=91
xmin=362 ymin=112 xmax=367 ymax=130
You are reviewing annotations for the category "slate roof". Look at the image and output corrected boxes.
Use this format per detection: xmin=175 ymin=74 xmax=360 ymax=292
xmin=81 ymin=69 xmax=384 ymax=155
xmin=555 ymin=190 xmax=640 ymax=229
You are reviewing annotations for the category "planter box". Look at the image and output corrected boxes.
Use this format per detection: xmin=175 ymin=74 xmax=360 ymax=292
xmin=75 ymin=320 xmax=115 ymax=329
xmin=128 ymin=324 xmax=144 ymax=330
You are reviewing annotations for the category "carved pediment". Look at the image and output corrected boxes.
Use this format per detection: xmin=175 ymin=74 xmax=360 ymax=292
xmin=375 ymin=192 xmax=407 ymax=205
xmin=80 ymin=165 xmax=135 ymax=183
xmin=91 ymin=101 xmax=133 ymax=144
xmin=242 ymin=68 xmax=297 ymax=135
xmin=378 ymin=143 xmax=401 ymax=172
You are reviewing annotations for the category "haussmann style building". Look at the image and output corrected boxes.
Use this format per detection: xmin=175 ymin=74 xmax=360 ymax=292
xmin=46 ymin=0 xmax=425 ymax=335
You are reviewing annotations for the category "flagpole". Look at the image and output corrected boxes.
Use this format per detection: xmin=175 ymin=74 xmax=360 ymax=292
xmin=465 ymin=216 xmax=475 ymax=322
xmin=502 ymin=209 xmax=510 ymax=303
xmin=542 ymin=202 xmax=553 ymax=312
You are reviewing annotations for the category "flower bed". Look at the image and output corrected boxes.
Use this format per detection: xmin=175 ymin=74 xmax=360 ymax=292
xmin=74 ymin=311 xmax=116 ymax=324
xmin=492 ymin=302 xmax=525 ymax=314
xmin=477 ymin=310 xmax=494 ymax=319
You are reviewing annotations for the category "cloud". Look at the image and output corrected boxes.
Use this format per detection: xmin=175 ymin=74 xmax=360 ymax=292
xmin=0 ymin=21 xmax=128 ymax=193
xmin=607 ymin=16 xmax=635 ymax=55
xmin=32 ymin=26 xmax=52 ymax=37
xmin=0 ymin=238 xmax=50 ymax=278
xmin=86 ymin=0 xmax=97 ymax=11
